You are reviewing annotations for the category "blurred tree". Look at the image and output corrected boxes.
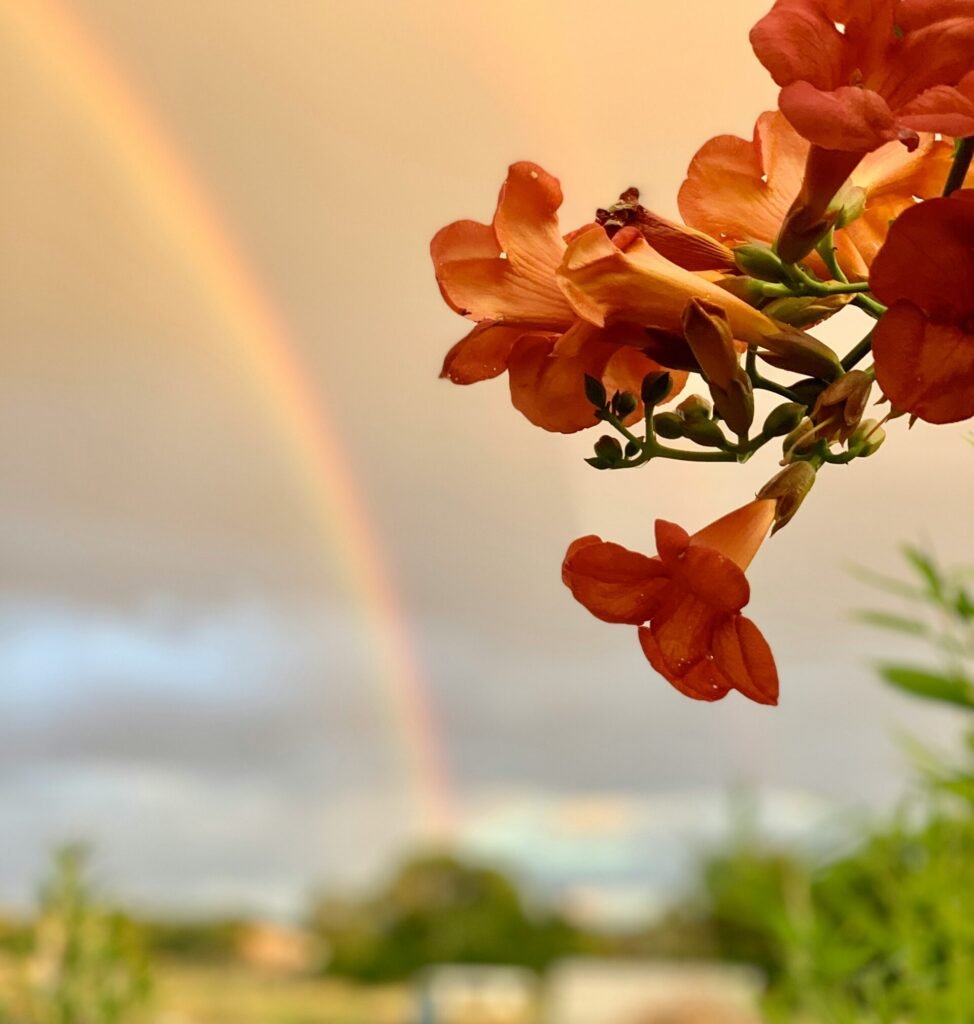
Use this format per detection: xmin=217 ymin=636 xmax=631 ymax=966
xmin=312 ymin=853 xmax=597 ymax=981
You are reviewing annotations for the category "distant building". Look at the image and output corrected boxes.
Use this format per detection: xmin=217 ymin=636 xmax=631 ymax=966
xmin=236 ymin=922 xmax=322 ymax=976
xmin=414 ymin=964 xmax=538 ymax=1024
xmin=544 ymin=959 xmax=763 ymax=1024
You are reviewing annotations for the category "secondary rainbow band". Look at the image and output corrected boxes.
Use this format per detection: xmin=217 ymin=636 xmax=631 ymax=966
xmin=7 ymin=0 xmax=455 ymax=837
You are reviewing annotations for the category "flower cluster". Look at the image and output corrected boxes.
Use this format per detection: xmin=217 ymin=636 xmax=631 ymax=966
xmin=430 ymin=0 xmax=974 ymax=706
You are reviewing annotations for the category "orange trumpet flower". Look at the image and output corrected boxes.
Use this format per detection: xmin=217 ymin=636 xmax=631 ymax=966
xmin=562 ymin=500 xmax=779 ymax=705
xmin=750 ymin=0 xmax=974 ymax=260
xmin=432 ymin=163 xmax=684 ymax=432
xmin=871 ymin=190 xmax=974 ymax=424
xmin=679 ymin=111 xmax=955 ymax=279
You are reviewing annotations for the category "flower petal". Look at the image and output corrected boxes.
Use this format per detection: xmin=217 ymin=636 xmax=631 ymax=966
xmin=873 ymin=302 xmax=974 ymax=424
xmin=689 ymin=499 xmax=776 ymax=572
xmin=557 ymin=226 xmax=779 ymax=347
xmin=562 ymin=536 xmax=667 ymax=625
xmin=638 ymin=626 xmax=731 ymax=702
xmin=779 ymin=82 xmax=902 ymax=151
xmin=679 ymin=111 xmax=807 ymax=250
xmin=749 ymin=0 xmax=845 ymax=91
xmin=712 ymin=615 xmax=779 ymax=706
xmin=440 ymin=323 xmax=528 ymax=384
xmin=897 ymin=82 xmax=974 ymax=136
xmin=506 ymin=323 xmax=668 ymax=433
xmin=431 ymin=163 xmax=574 ymax=327
xmin=843 ymin=134 xmax=956 ymax=268
xmin=870 ymin=191 xmax=974 ymax=316
xmin=646 ymin=591 xmax=721 ymax=678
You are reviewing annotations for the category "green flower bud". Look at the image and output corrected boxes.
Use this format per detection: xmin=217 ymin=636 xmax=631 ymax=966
xmin=652 ymin=412 xmax=685 ymax=440
xmin=640 ymin=371 xmax=672 ymax=407
xmin=584 ymin=374 xmax=607 ymax=409
xmin=762 ymin=402 xmax=807 ymax=437
xmin=733 ymin=243 xmax=787 ymax=283
xmin=593 ymin=435 xmax=624 ymax=465
xmin=681 ymin=418 xmax=727 ymax=448
xmin=611 ymin=390 xmax=639 ymax=419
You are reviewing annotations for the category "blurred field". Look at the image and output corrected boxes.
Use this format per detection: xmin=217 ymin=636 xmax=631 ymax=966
xmin=0 ymin=959 xmax=414 ymax=1024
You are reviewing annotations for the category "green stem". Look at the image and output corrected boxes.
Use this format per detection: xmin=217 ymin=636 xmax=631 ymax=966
xmin=757 ymin=279 xmax=871 ymax=299
xmin=645 ymin=445 xmax=738 ymax=464
xmin=841 ymin=331 xmax=874 ymax=371
xmin=945 ymin=137 xmax=974 ymax=196
xmin=816 ymin=229 xmax=848 ymax=283
xmin=746 ymin=348 xmax=803 ymax=403
xmin=853 ymin=294 xmax=887 ymax=319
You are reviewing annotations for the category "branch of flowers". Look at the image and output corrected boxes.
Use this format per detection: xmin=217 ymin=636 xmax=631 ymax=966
xmin=597 ymin=408 xmax=739 ymax=466
xmin=841 ymin=331 xmax=874 ymax=371
xmin=944 ymin=136 xmax=974 ymax=196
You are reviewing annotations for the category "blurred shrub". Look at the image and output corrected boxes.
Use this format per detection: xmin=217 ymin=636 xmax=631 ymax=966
xmin=0 ymin=846 xmax=150 ymax=1024
xmin=688 ymin=546 xmax=974 ymax=1023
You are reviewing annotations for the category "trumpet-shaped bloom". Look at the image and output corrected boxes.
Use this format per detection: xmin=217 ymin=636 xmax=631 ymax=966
xmin=871 ymin=190 xmax=974 ymax=423
xmin=679 ymin=111 xmax=954 ymax=278
xmin=557 ymin=225 xmax=782 ymax=346
xmin=433 ymin=163 xmax=684 ymax=432
xmin=562 ymin=500 xmax=779 ymax=704
xmin=751 ymin=0 xmax=974 ymax=151
xmin=750 ymin=0 xmax=974 ymax=258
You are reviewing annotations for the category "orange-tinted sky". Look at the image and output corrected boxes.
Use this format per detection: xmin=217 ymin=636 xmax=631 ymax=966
xmin=0 ymin=0 xmax=970 ymax=915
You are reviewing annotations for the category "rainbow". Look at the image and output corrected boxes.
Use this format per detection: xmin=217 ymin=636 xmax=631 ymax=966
xmin=6 ymin=0 xmax=455 ymax=837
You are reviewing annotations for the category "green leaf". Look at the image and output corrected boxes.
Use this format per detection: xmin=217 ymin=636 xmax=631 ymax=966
xmin=902 ymin=545 xmax=944 ymax=598
xmin=851 ymin=611 xmax=928 ymax=636
xmin=878 ymin=665 xmax=974 ymax=708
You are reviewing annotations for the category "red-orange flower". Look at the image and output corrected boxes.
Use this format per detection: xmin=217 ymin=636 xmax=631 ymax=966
xmin=679 ymin=110 xmax=955 ymax=279
xmin=562 ymin=500 xmax=779 ymax=705
xmin=750 ymin=0 xmax=974 ymax=259
xmin=871 ymin=189 xmax=974 ymax=423
xmin=432 ymin=163 xmax=684 ymax=433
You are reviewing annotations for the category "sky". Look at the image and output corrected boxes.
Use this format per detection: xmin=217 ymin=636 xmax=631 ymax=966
xmin=0 ymin=0 xmax=971 ymax=919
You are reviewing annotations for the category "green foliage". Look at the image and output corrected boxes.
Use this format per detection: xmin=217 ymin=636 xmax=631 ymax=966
xmin=140 ymin=918 xmax=243 ymax=963
xmin=0 ymin=847 xmax=151 ymax=1024
xmin=312 ymin=853 xmax=597 ymax=982
xmin=684 ymin=545 xmax=974 ymax=1022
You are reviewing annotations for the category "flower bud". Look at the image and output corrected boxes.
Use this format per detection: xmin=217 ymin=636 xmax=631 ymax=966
xmin=762 ymin=402 xmax=807 ymax=437
xmin=848 ymin=418 xmax=886 ymax=457
xmin=612 ymin=391 xmax=638 ymax=419
xmin=761 ymin=294 xmax=850 ymax=328
xmin=652 ymin=412 xmax=685 ymax=439
xmin=584 ymin=374 xmax=607 ymax=409
xmin=677 ymin=394 xmax=712 ymax=422
xmin=717 ymin=275 xmax=768 ymax=305
xmin=829 ymin=185 xmax=867 ymax=230
xmin=811 ymin=369 xmax=873 ymax=442
xmin=681 ymin=417 xmax=727 ymax=448
xmin=733 ymin=243 xmax=787 ymax=283
xmin=757 ymin=461 xmax=817 ymax=534
xmin=593 ymin=435 xmax=624 ymax=465
xmin=682 ymin=299 xmax=738 ymax=392
xmin=757 ymin=327 xmax=843 ymax=381
xmin=641 ymin=371 xmax=672 ymax=407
